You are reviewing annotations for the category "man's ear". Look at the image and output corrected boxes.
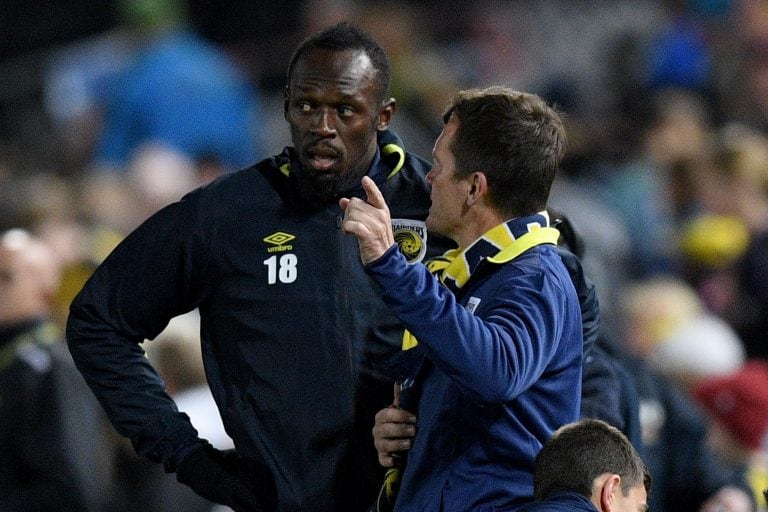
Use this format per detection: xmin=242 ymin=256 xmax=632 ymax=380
xmin=599 ymin=474 xmax=623 ymax=512
xmin=466 ymin=172 xmax=489 ymax=206
xmin=377 ymin=98 xmax=396 ymax=130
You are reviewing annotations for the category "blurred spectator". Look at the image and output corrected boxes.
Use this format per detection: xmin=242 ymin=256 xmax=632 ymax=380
xmin=679 ymin=213 xmax=750 ymax=314
xmin=0 ymin=169 xmax=126 ymax=330
xmin=549 ymin=172 xmax=632 ymax=341
xmin=96 ymin=0 xmax=263 ymax=172
xmin=617 ymin=278 xmax=755 ymax=512
xmin=45 ymin=0 xmax=264 ymax=175
xmin=0 ymin=172 xmax=76 ymax=235
xmin=124 ymin=143 xmax=199 ymax=225
xmin=0 ymin=229 xmax=114 ymax=511
xmin=693 ymin=360 xmax=768 ymax=512
xmin=45 ymin=146 xmax=199 ymax=331
xmin=621 ymin=277 xmax=704 ymax=360
xmin=354 ymin=1 xmax=462 ymax=156
xmin=685 ymin=123 xmax=768 ymax=360
xmin=647 ymin=312 xmax=746 ymax=393
xmin=720 ymin=0 xmax=768 ymax=131
xmin=597 ymin=88 xmax=715 ymax=278
xmin=42 ymin=29 xmax=137 ymax=172
xmin=699 ymin=124 xmax=768 ymax=236
xmin=605 ymin=343 xmax=754 ymax=512
xmin=646 ymin=15 xmax=713 ymax=95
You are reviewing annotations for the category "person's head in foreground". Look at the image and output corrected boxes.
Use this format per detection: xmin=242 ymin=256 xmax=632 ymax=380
xmin=534 ymin=419 xmax=651 ymax=512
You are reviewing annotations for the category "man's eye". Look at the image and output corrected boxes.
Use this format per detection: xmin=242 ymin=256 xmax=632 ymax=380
xmin=297 ymin=102 xmax=312 ymax=112
xmin=338 ymin=105 xmax=354 ymax=117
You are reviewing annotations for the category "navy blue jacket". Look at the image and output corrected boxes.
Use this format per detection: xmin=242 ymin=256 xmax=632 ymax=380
xmin=367 ymin=214 xmax=583 ymax=511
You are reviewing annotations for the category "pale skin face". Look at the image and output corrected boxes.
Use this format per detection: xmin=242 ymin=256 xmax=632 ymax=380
xmin=285 ymin=47 xmax=394 ymax=202
xmin=424 ymin=113 xmax=502 ymax=248
xmin=424 ymin=113 xmax=471 ymax=242
xmin=0 ymin=231 xmax=60 ymax=325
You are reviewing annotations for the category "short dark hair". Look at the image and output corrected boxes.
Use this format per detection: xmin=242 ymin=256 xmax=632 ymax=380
xmin=534 ymin=419 xmax=651 ymax=500
xmin=286 ymin=21 xmax=391 ymax=103
xmin=443 ymin=87 xmax=566 ymax=218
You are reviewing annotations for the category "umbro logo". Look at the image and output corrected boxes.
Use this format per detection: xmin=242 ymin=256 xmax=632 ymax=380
xmin=264 ymin=232 xmax=295 ymax=253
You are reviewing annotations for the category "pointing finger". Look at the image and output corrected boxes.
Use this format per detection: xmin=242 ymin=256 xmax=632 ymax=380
xmin=362 ymin=176 xmax=388 ymax=210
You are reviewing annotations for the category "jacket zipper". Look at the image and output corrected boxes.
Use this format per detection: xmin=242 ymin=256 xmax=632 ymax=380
xmin=337 ymin=211 xmax=356 ymax=382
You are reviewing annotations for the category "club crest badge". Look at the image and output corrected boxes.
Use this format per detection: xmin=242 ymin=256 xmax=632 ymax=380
xmin=391 ymin=219 xmax=427 ymax=264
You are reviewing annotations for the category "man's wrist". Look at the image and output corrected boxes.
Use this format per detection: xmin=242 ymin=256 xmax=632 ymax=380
xmin=364 ymin=243 xmax=400 ymax=268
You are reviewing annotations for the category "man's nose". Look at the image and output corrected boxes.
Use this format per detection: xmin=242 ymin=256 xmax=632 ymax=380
xmin=311 ymin=108 xmax=336 ymax=136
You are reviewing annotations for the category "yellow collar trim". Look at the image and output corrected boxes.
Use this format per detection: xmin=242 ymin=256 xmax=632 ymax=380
xmin=383 ymin=143 xmax=405 ymax=178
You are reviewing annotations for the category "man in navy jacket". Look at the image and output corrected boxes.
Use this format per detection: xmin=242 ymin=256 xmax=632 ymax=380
xmin=341 ymin=87 xmax=583 ymax=511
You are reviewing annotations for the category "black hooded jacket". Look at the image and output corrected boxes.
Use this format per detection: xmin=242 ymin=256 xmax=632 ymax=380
xmin=67 ymin=130 xmax=453 ymax=511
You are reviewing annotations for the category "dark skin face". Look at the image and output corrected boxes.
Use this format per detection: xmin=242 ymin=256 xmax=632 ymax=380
xmin=284 ymin=48 xmax=395 ymax=202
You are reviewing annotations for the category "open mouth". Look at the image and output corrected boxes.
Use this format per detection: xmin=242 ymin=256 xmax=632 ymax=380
xmin=309 ymin=155 xmax=338 ymax=171
xmin=306 ymin=144 xmax=341 ymax=171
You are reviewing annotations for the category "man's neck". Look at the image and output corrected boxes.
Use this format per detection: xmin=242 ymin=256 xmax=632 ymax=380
xmin=454 ymin=208 xmax=506 ymax=249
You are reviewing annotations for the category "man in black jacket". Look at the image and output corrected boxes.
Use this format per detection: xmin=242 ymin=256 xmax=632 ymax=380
xmin=0 ymin=229 xmax=113 ymax=511
xmin=67 ymin=22 xmax=451 ymax=512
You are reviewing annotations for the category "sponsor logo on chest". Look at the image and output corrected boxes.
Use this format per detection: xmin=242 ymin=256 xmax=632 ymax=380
xmin=263 ymin=231 xmax=295 ymax=253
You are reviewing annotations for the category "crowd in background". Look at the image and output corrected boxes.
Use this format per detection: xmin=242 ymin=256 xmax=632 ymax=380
xmin=2 ymin=0 xmax=768 ymax=511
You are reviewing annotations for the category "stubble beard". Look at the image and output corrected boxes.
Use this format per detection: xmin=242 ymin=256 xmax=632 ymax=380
xmin=297 ymin=164 xmax=368 ymax=203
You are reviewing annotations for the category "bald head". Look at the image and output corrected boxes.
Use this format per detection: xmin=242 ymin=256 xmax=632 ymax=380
xmin=0 ymin=229 xmax=61 ymax=325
